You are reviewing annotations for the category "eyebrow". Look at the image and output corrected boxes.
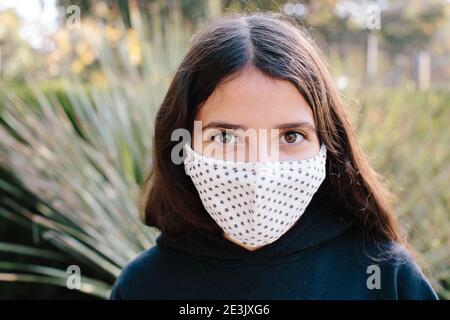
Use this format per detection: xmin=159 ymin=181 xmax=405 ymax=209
xmin=202 ymin=121 xmax=317 ymax=132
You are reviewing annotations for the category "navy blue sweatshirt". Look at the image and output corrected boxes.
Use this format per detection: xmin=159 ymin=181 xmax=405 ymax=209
xmin=110 ymin=193 xmax=438 ymax=300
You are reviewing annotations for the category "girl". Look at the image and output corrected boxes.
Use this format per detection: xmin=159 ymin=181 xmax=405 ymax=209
xmin=110 ymin=12 xmax=437 ymax=300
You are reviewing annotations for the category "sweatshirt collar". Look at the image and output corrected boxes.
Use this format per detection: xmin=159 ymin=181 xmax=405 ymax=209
xmin=156 ymin=191 xmax=355 ymax=263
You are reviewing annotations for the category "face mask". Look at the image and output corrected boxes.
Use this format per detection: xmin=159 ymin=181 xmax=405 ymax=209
xmin=183 ymin=143 xmax=327 ymax=248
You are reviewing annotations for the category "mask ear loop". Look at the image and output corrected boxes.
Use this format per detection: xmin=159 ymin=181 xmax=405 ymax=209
xmin=320 ymin=143 xmax=327 ymax=157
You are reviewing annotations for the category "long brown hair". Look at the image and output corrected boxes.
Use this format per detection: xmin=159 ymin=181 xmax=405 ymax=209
xmin=140 ymin=12 xmax=405 ymax=247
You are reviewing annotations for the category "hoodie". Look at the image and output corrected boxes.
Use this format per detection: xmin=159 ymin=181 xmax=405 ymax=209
xmin=109 ymin=192 xmax=438 ymax=300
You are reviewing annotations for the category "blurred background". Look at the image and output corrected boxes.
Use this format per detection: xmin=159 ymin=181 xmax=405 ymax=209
xmin=0 ymin=0 xmax=448 ymax=299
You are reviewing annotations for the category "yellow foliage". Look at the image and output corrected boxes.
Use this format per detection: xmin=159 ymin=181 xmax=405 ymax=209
xmin=126 ymin=29 xmax=141 ymax=66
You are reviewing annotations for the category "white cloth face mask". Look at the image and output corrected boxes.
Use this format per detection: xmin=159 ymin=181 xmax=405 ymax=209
xmin=183 ymin=143 xmax=327 ymax=248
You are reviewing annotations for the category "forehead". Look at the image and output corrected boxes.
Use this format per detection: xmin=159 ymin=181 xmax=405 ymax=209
xmin=195 ymin=65 xmax=315 ymax=128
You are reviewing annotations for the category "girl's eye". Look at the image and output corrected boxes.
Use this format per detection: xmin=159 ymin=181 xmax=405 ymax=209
xmin=211 ymin=131 xmax=237 ymax=144
xmin=280 ymin=131 xmax=305 ymax=144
